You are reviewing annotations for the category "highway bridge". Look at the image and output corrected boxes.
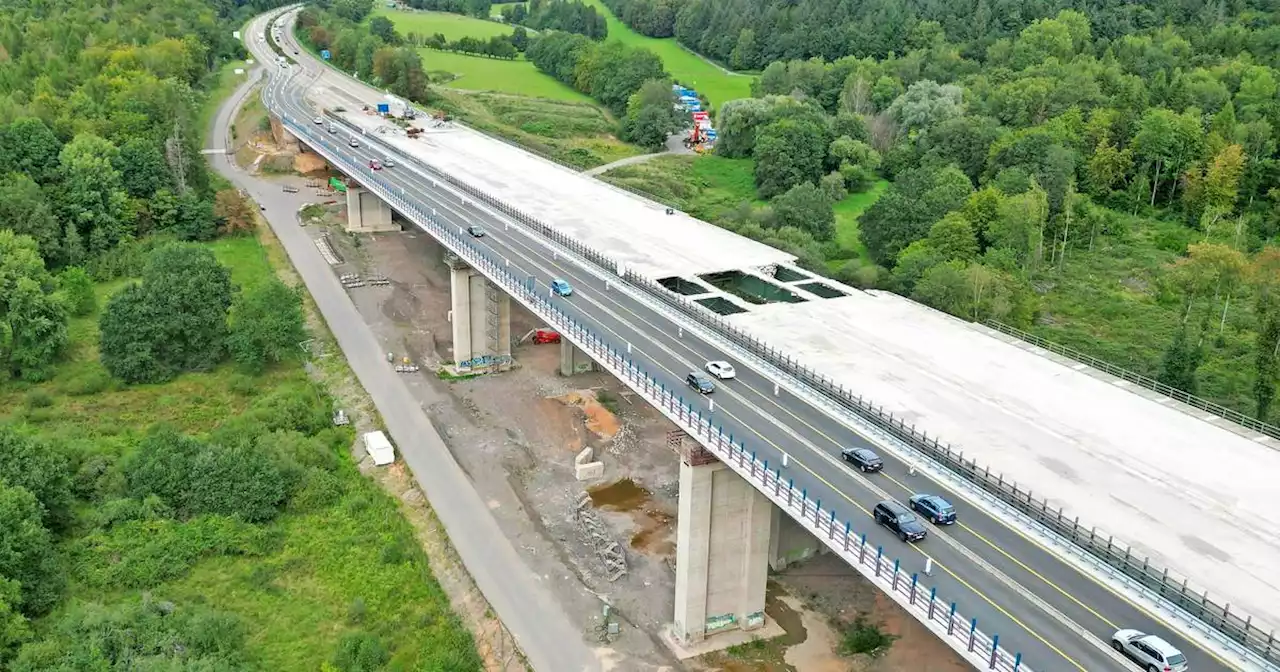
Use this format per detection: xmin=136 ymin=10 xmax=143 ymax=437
xmin=245 ymin=8 xmax=1273 ymax=671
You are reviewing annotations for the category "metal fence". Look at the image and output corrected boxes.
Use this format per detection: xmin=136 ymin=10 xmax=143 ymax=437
xmin=985 ymin=320 xmax=1280 ymax=443
xmin=280 ymin=112 xmax=1035 ymax=671
xmin=268 ymin=74 xmax=1278 ymax=666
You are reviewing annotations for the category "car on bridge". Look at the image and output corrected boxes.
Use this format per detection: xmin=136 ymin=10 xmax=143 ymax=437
xmin=873 ymin=500 xmax=927 ymax=542
xmin=840 ymin=447 xmax=883 ymax=473
xmin=349 ymin=137 xmax=360 ymax=148
xmin=551 ymin=279 xmax=573 ymax=297
xmin=909 ymin=493 xmax=957 ymax=525
xmin=704 ymin=360 xmax=736 ymax=380
xmin=1111 ymin=630 xmax=1188 ymax=672
xmin=382 ymin=156 xmax=395 ymax=168
xmin=313 ymin=116 xmax=323 ymax=124
xmin=467 ymin=225 xmax=485 ymax=238
xmin=685 ymin=372 xmax=715 ymax=394
xmin=327 ymin=124 xmax=337 ymax=134
xmin=369 ymin=159 xmax=382 ymax=170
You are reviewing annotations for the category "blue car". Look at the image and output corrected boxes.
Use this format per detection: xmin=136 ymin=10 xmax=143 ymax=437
xmin=551 ymin=279 xmax=573 ymax=297
xmin=909 ymin=493 xmax=957 ymax=525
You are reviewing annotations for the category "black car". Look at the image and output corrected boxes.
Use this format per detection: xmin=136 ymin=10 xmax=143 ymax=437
xmin=909 ymin=493 xmax=957 ymax=525
xmin=873 ymin=500 xmax=928 ymax=542
xmin=841 ymin=447 xmax=883 ymax=472
xmin=686 ymin=371 xmax=715 ymax=394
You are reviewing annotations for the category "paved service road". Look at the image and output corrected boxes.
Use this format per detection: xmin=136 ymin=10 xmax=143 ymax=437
xmin=226 ymin=12 xmax=602 ymax=672
xmin=262 ymin=9 xmax=1245 ymax=672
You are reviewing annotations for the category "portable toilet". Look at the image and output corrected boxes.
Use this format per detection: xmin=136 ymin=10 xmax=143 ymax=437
xmin=363 ymin=431 xmax=395 ymax=466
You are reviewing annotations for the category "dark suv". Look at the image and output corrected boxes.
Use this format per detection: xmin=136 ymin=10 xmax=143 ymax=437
xmin=873 ymin=500 xmax=928 ymax=542
xmin=841 ymin=447 xmax=883 ymax=473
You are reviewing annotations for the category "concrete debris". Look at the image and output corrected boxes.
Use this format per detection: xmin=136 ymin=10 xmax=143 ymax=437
xmin=573 ymin=492 xmax=627 ymax=582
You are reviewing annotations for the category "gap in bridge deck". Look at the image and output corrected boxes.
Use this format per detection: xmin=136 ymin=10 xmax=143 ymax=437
xmin=699 ymin=270 xmax=807 ymax=305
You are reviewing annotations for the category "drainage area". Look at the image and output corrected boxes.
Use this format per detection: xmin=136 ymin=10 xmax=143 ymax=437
xmin=771 ymin=265 xmax=810 ymax=282
xmin=657 ymin=276 xmax=707 ymax=296
xmin=699 ymin=270 xmax=807 ymax=305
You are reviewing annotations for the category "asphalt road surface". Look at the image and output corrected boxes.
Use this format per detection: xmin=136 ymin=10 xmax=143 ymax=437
xmin=251 ymin=9 xmax=1244 ymax=672
xmin=222 ymin=11 xmax=603 ymax=672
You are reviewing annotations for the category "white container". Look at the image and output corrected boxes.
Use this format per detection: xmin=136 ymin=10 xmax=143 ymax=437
xmin=363 ymin=431 xmax=395 ymax=466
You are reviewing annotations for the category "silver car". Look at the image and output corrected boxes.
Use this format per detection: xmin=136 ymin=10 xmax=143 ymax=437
xmin=1111 ymin=629 xmax=1188 ymax=672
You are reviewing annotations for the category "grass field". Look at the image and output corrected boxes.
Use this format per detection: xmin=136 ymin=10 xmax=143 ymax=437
xmin=372 ymin=7 xmax=591 ymax=101
xmin=576 ymin=0 xmax=753 ymax=109
xmin=423 ymin=49 xmax=589 ymax=101
xmin=373 ymin=5 xmax=512 ymax=41
xmin=598 ymin=154 xmax=761 ymax=220
xmin=0 ymin=234 xmax=481 ymax=669
xmin=198 ymin=59 xmax=250 ymax=145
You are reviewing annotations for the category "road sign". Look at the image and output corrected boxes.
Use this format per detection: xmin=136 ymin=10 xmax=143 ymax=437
xmin=321 ymin=49 xmax=331 ymax=60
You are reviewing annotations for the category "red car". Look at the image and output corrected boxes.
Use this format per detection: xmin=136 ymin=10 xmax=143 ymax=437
xmin=369 ymin=159 xmax=382 ymax=170
xmin=532 ymin=328 xmax=560 ymax=344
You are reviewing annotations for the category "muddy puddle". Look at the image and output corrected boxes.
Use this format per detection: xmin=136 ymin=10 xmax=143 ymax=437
xmin=588 ymin=479 xmax=676 ymax=556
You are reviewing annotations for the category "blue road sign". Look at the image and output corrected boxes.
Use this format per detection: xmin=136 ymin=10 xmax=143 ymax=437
xmin=321 ymin=49 xmax=331 ymax=60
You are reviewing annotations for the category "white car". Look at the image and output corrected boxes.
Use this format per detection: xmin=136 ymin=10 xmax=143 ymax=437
xmin=313 ymin=116 xmax=323 ymax=124
xmin=1111 ymin=629 xmax=1187 ymax=672
xmin=705 ymin=360 xmax=736 ymax=380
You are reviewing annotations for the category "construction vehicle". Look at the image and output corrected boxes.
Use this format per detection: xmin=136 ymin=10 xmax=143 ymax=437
xmin=406 ymin=127 xmax=423 ymax=139
xmin=683 ymin=124 xmax=707 ymax=152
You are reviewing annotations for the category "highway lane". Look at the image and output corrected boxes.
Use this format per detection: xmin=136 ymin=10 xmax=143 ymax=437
xmin=267 ymin=16 xmax=1238 ymax=672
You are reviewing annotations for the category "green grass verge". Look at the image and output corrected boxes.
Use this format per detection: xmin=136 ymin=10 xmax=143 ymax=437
xmin=576 ymin=0 xmax=753 ymax=108
xmin=0 ymin=235 xmax=481 ymax=669
xmin=423 ymin=49 xmax=590 ymax=101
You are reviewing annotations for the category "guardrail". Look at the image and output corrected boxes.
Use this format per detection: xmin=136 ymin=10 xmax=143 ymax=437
xmin=266 ymin=63 xmax=1279 ymax=666
xmin=380 ymin=136 xmax=1279 ymax=666
xmin=985 ymin=320 xmax=1280 ymax=443
xmin=275 ymin=109 xmax=1036 ymax=671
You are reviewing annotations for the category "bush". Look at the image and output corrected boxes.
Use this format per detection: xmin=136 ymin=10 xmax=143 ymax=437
xmin=9 ymin=597 xmax=250 ymax=670
xmin=839 ymin=617 xmax=896 ymax=656
xmin=57 ymin=267 xmax=96 ymax=316
xmin=332 ymin=631 xmax=389 ymax=672
xmin=22 ymin=390 xmax=51 ymax=409
xmin=70 ymin=515 xmax=274 ymax=589
xmin=125 ymin=426 xmax=288 ymax=523
xmin=0 ymin=426 xmax=74 ymax=531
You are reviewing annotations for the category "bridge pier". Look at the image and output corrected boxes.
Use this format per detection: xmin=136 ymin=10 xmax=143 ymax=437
xmin=345 ymin=185 xmax=399 ymax=233
xmin=559 ymin=340 xmax=598 ymax=376
xmin=672 ymin=453 xmax=771 ymax=647
xmin=768 ymin=505 xmax=830 ymax=571
xmin=448 ymin=260 xmax=512 ymax=372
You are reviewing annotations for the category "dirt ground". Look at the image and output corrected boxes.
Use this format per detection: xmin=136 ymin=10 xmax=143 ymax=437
xmin=237 ymin=98 xmax=967 ymax=670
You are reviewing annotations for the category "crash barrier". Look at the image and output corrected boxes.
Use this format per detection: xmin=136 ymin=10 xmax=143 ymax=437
xmin=277 ymin=112 xmax=1035 ymax=671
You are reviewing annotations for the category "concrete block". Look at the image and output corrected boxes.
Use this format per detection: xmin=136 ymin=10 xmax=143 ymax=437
xmin=574 ymin=446 xmax=604 ymax=481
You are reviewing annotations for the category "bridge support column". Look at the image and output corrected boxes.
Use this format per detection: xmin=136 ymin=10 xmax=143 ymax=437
xmin=345 ymin=186 xmax=399 ymax=233
xmin=672 ymin=457 xmax=770 ymax=646
xmin=449 ymin=261 xmax=511 ymax=372
xmin=768 ymin=504 xmax=830 ymax=571
xmin=559 ymin=340 xmax=597 ymax=376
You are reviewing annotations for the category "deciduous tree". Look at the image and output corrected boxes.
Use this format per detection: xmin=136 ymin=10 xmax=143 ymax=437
xmin=227 ymin=279 xmax=307 ymax=374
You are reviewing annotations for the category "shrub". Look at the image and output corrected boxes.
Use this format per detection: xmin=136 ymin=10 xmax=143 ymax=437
xmin=332 ymin=631 xmax=388 ymax=672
